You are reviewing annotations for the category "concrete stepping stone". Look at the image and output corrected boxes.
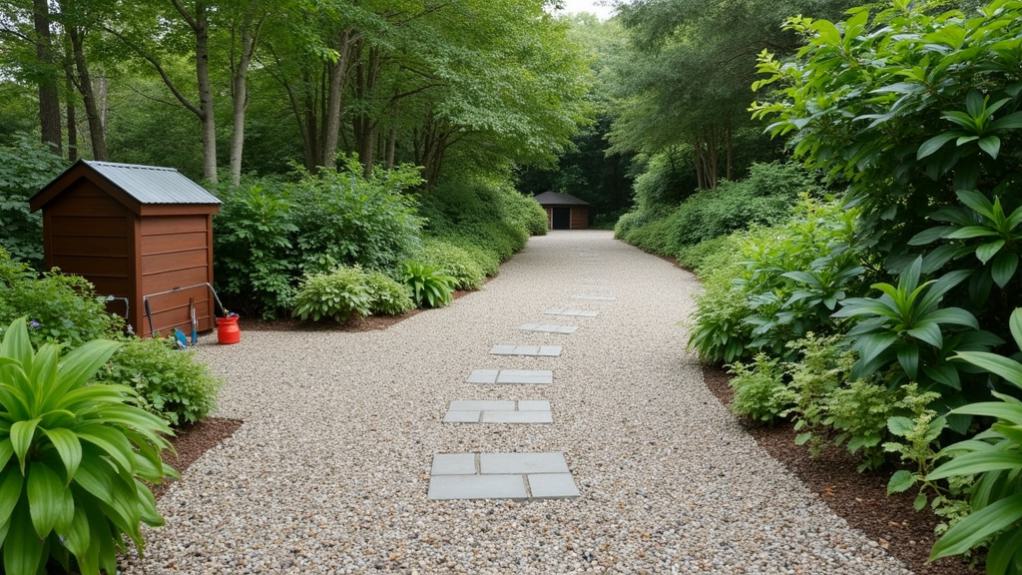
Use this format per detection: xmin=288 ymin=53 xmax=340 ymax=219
xmin=571 ymin=294 xmax=616 ymax=302
xmin=545 ymin=307 xmax=599 ymax=318
xmin=443 ymin=399 xmax=552 ymax=424
xmin=466 ymin=369 xmax=553 ymax=385
xmin=428 ymin=452 xmax=579 ymax=500
xmin=490 ymin=344 xmax=562 ymax=357
xmin=519 ymin=323 xmax=577 ymax=334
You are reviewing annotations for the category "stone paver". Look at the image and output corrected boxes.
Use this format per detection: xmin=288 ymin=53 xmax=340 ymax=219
xmin=479 ymin=452 xmax=570 ymax=474
xmin=528 ymin=473 xmax=580 ymax=499
xmin=519 ymin=323 xmax=577 ymax=334
xmin=490 ymin=344 xmax=562 ymax=357
xmin=544 ymin=307 xmax=599 ymax=318
xmin=466 ymin=369 xmax=553 ymax=385
xmin=480 ymin=410 xmax=553 ymax=424
xmin=428 ymin=452 xmax=577 ymax=501
xmin=571 ymin=294 xmax=617 ymax=302
xmin=431 ymin=453 xmax=476 ymax=475
xmin=428 ymin=474 xmax=528 ymax=500
xmin=443 ymin=399 xmax=553 ymax=424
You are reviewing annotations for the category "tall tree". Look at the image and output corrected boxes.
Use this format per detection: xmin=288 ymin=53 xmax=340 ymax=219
xmin=31 ymin=0 xmax=61 ymax=154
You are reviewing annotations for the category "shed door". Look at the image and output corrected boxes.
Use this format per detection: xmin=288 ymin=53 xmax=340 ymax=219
xmin=552 ymin=207 xmax=571 ymax=230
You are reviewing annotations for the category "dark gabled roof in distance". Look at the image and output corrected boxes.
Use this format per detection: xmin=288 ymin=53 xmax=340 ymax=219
xmin=533 ymin=191 xmax=590 ymax=206
xmin=30 ymin=159 xmax=220 ymax=211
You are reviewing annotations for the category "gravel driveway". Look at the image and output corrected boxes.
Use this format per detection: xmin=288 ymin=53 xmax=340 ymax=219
xmin=125 ymin=230 xmax=910 ymax=574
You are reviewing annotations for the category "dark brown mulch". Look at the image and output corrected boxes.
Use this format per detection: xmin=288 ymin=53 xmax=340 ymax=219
xmin=153 ymin=417 xmax=243 ymax=499
xmin=702 ymin=365 xmax=979 ymax=575
xmin=242 ymin=289 xmax=477 ymax=333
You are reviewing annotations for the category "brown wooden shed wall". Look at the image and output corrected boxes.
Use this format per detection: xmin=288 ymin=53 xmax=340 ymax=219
xmin=42 ymin=182 xmax=134 ymax=313
xmin=570 ymin=206 xmax=589 ymax=230
xmin=138 ymin=215 xmax=215 ymax=337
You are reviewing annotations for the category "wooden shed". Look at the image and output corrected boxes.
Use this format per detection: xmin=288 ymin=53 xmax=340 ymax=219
xmin=30 ymin=160 xmax=221 ymax=338
xmin=534 ymin=191 xmax=590 ymax=230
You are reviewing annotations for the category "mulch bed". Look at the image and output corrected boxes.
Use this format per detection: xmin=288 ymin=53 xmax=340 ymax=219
xmin=153 ymin=417 xmax=243 ymax=499
xmin=702 ymin=365 xmax=978 ymax=575
xmin=243 ymin=289 xmax=476 ymax=332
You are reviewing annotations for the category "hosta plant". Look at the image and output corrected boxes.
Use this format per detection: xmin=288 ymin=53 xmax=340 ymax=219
xmin=833 ymin=257 xmax=977 ymax=384
xmin=927 ymin=308 xmax=1022 ymax=573
xmin=0 ymin=317 xmax=175 ymax=575
xmin=293 ymin=266 xmax=372 ymax=323
xmin=401 ymin=262 xmax=455 ymax=309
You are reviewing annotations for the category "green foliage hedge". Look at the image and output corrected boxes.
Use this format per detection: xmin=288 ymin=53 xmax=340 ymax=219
xmin=616 ymin=162 xmax=816 ymax=257
xmin=215 ymin=170 xmax=544 ymax=320
xmin=693 ymin=1 xmax=1022 ymax=567
xmin=0 ymin=135 xmax=66 ymax=268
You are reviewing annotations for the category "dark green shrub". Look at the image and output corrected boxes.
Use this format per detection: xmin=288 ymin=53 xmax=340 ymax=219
xmin=0 ymin=317 xmax=174 ymax=575
xmin=728 ymin=354 xmax=791 ymax=423
xmin=401 ymin=261 xmax=455 ymax=308
xmin=416 ymin=239 xmax=486 ymax=290
xmin=0 ymin=134 xmax=67 ymax=267
xmin=95 ymin=337 xmax=221 ymax=427
xmin=213 ymin=180 xmax=298 ymax=319
xmin=618 ymin=162 xmax=815 ymax=255
xmin=364 ymin=271 xmax=415 ymax=316
xmin=676 ymin=235 xmax=737 ymax=274
xmin=291 ymin=160 xmax=423 ymax=274
xmin=690 ymin=197 xmax=862 ymax=363
xmin=0 ymin=248 xmax=123 ymax=348
xmin=293 ymin=267 xmax=372 ymax=323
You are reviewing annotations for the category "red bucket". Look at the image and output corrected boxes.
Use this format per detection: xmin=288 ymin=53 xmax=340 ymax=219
xmin=216 ymin=313 xmax=241 ymax=345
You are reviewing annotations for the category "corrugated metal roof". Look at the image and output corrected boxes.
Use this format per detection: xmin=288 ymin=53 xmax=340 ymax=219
xmin=85 ymin=160 xmax=220 ymax=205
xmin=533 ymin=191 xmax=590 ymax=206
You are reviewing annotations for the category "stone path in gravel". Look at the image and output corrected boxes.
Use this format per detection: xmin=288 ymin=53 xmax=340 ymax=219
xmin=125 ymin=230 xmax=912 ymax=574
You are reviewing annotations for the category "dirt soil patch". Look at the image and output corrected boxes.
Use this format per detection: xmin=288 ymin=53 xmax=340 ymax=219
xmin=702 ymin=364 xmax=977 ymax=575
xmin=154 ymin=417 xmax=243 ymax=499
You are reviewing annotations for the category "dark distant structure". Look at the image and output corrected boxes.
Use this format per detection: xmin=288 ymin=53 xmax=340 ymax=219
xmin=533 ymin=191 xmax=590 ymax=230
xmin=30 ymin=160 xmax=221 ymax=337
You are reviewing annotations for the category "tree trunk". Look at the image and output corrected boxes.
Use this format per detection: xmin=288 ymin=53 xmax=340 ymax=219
xmin=67 ymin=23 xmax=108 ymax=160
xmin=63 ymin=55 xmax=78 ymax=161
xmin=193 ymin=1 xmax=217 ymax=182
xmin=321 ymin=28 xmax=354 ymax=168
xmin=33 ymin=0 xmax=61 ymax=155
xmin=229 ymin=16 xmax=259 ymax=186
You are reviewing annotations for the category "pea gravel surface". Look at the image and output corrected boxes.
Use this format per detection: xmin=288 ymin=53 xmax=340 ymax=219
xmin=123 ymin=231 xmax=911 ymax=574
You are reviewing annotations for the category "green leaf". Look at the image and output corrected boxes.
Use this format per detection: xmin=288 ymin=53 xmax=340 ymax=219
xmin=917 ymin=132 xmax=957 ymax=159
xmin=978 ymin=135 xmax=1001 ymax=159
xmin=897 ymin=344 xmax=919 ymax=379
xmin=41 ymin=428 xmax=82 ymax=482
xmin=55 ymin=505 xmax=91 ymax=561
xmin=990 ymin=111 xmax=1022 ymax=130
xmin=957 ymin=190 xmax=995 ymax=219
xmin=950 ymin=402 xmax=1022 ymax=425
xmin=887 ymin=416 xmax=915 ymax=437
xmin=0 ymin=469 xmax=23 ymax=526
xmin=26 ymin=461 xmax=72 ymax=538
xmin=977 ymin=239 xmax=1006 ymax=264
xmin=913 ymin=491 xmax=927 ymax=511
xmin=991 ymin=252 xmax=1019 ymax=288
xmin=9 ymin=418 xmax=39 ymax=474
xmin=887 ymin=470 xmax=915 ymax=494
xmin=907 ymin=322 xmax=942 ymax=349
xmin=908 ymin=226 xmax=955 ymax=246
xmin=923 ymin=307 xmax=978 ymax=329
xmin=1010 ymin=309 xmax=1022 ymax=350
xmin=856 ymin=333 xmax=898 ymax=364
xmin=946 ymin=225 xmax=998 ymax=240
xmin=953 ymin=351 xmax=1022 ymax=388
xmin=3 ymin=503 xmax=43 ymax=575
xmin=932 ymin=493 xmax=1022 ymax=560
xmin=986 ymin=525 xmax=1022 ymax=575
xmin=928 ymin=451 xmax=1022 ymax=480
